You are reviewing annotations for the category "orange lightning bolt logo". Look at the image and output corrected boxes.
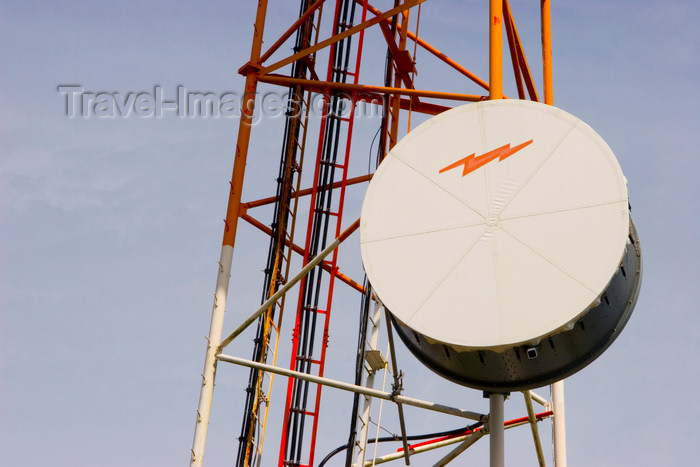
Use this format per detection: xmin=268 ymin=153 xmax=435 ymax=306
xmin=439 ymin=139 xmax=533 ymax=176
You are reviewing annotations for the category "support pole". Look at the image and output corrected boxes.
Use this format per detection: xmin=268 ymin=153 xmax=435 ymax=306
xmin=541 ymin=3 xmax=563 ymax=466
xmin=529 ymin=391 xmax=548 ymax=407
xmin=385 ymin=310 xmax=411 ymax=465
xmin=189 ymin=2 xmax=268 ymax=466
xmin=489 ymin=0 xmax=503 ymax=99
xmin=523 ymin=391 xmax=547 ymax=467
xmin=489 ymin=393 xmax=505 ymax=467
xmin=369 ymin=410 xmax=553 ymax=466
xmin=219 ymin=218 xmax=361 ymax=350
xmin=552 ymin=382 xmax=567 ymax=467
xmin=433 ymin=431 xmax=486 ymax=467
xmin=218 ymin=353 xmax=487 ymax=422
xmin=541 ymin=0 xmax=553 ymax=105
xmin=355 ymin=297 xmax=384 ymax=467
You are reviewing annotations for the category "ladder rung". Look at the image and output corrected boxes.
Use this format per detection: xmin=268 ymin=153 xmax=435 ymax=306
xmin=319 ymin=159 xmax=345 ymax=168
xmin=327 ymin=114 xmax=352 ymax=123
xmin=314 ymin=208 xmax=339 ymax=216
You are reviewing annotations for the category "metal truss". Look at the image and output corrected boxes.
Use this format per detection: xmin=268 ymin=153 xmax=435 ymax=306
xmin=190 ymin=1 xmax=566 ymax=467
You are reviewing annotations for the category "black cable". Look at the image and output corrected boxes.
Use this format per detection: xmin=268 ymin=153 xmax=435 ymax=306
xmin=318 ymin=421 xmax=484 ymax=467
xmin=285 ymin=1 xmax=361 ymax=462
xmin=236 ymin=1 xmax=315 ymax=464
xmin=367 ymin=125 xmax=381 ymax=175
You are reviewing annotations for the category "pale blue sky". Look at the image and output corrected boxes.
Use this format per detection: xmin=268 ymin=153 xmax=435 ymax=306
xmin=1 ymin=1 xmax=699 ymax=466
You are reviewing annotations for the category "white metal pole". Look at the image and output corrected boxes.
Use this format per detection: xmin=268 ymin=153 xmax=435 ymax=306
xmin=433 ymin=430 xmax=486 ymax=467
xmin=217 ymin=353 xmax=487 ymax=421
xmin=529 ymin=391 xmax=548 ymax=407
xmin=523 ymin=391 xmax=546 ymax=467
xmin=190 ymin=245 xmax=233 ymax=467
xmin=190 ymin=2 xmax=268 ymax=465
xmin=367 ymin=431 xmax=485 ymax=466
xmin=219 ymin=218 xmax=360 ymax=350
xmin=552 ymin=381 xmax=567 ymax=467
xmin=355 ymin=298 xmax=383 ymax=467
xmin=489 ymin=393 xmax=505 ymax=467
xmin=368 ymin=410 xmax=550 ymax=466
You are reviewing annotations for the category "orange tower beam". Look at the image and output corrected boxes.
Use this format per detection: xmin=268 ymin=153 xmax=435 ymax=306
xmin=191 ymin=1 xmax=563 ymax=465
xmin=190 ymin=1 xmax=269 ymax=467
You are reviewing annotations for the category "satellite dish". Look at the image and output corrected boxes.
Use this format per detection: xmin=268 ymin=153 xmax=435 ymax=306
xmin=360 ymin=100 xmax=642 ymax=392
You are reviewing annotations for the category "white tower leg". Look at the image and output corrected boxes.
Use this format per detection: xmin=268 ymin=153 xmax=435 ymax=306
xmin=190 ymin=245 xmax=233 ymax=467
xmin=552 ymin=380 xmax=567 ymax=467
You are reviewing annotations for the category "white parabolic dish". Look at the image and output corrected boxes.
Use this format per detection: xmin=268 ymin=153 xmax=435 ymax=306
xmin=360 ymin=100 xmax=630 ymax=351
